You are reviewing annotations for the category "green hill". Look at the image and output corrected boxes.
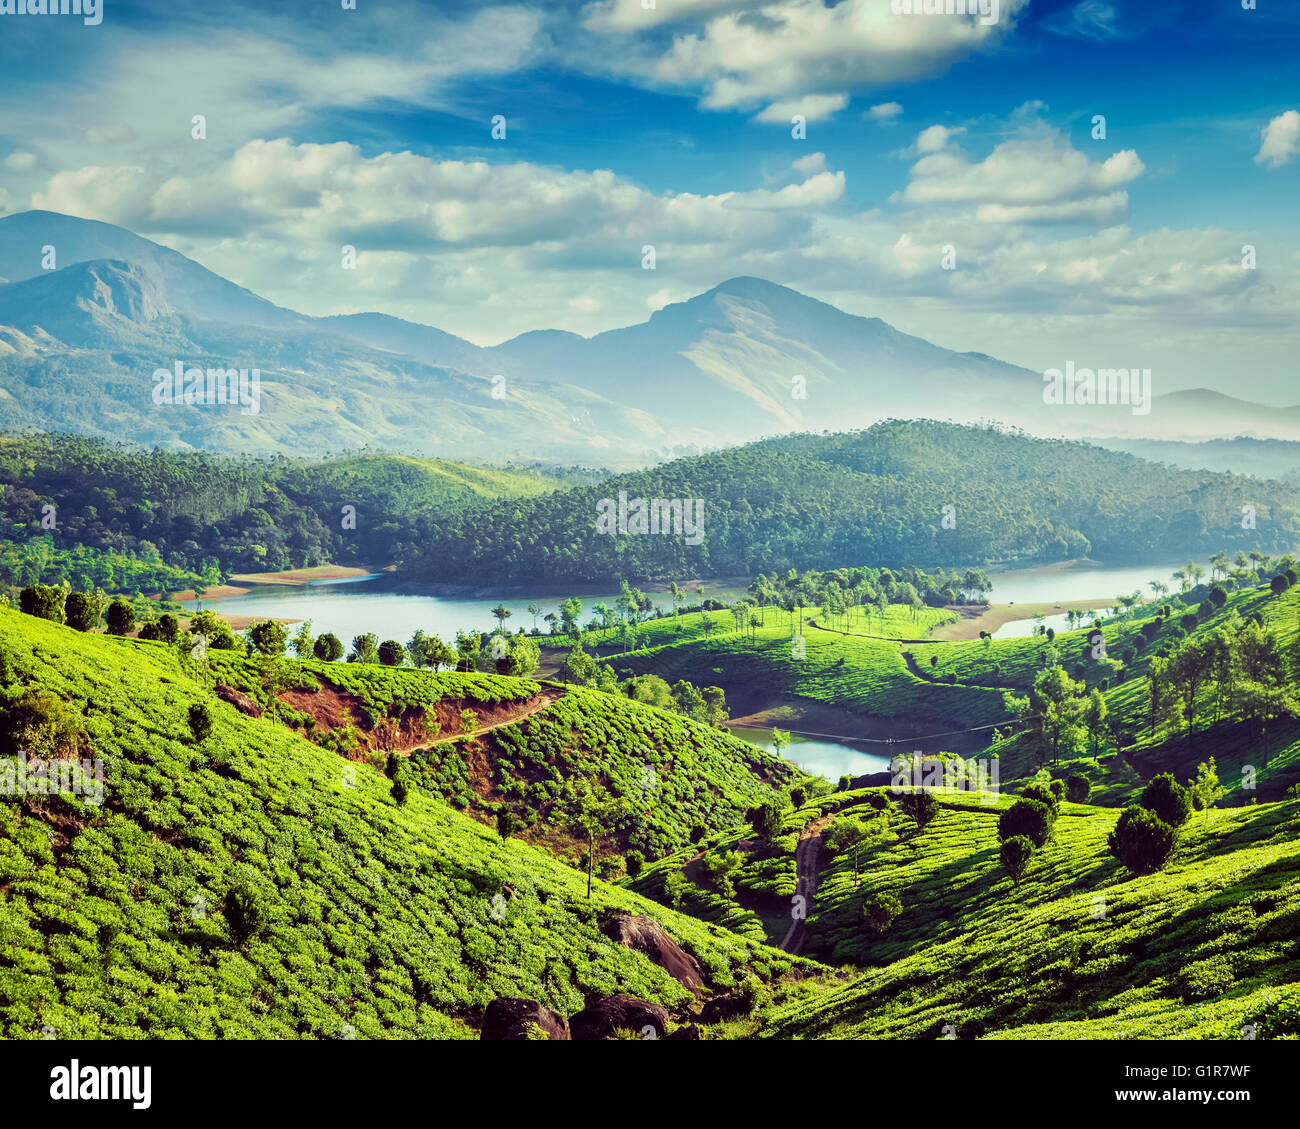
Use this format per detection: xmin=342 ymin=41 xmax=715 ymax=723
xmin=0 ymin=606 xmax=811 ymax=1039
xmin=405 ymin=420 xmax=1300 ymax=586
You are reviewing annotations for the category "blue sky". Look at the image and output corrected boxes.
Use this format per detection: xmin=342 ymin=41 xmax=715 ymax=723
xmin=0 ymin=0 xmax=1298 ymax=398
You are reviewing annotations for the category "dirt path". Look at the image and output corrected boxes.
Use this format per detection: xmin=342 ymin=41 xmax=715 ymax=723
xmin=448 ymin=686 xmax=566 ymax=743
xmin=779 ymin=815 xmax=833 ymax=955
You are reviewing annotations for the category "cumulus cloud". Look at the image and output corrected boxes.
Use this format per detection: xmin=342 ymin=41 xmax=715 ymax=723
xmin=1255 ymin=110 xmax=1300 ymax=168
xmin=915 ymin=124 xmax=961 ymax=153
xmin=754 ymin=93 xmax=849 ymax=124
xmin=645 ymin=0 xmax=1028 ymax=110
xmin=865 ymin=101 xmax=903 ymax=121
xmin=897 ymin=131 xmax=1145 ymax=224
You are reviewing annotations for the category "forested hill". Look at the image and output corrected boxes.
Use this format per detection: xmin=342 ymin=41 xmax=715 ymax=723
xmin=0 ymin=434 xmax=569 ymax=587
xmin=406 ymin=421 xmax=1300 ymax=586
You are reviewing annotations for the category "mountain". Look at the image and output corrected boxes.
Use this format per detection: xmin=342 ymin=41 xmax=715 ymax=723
xmin=3 ymin=210 xmax=1299 ymax=460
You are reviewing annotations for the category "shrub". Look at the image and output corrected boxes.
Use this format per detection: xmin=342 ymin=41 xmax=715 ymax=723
xmin=64 ymin=590 xmax=104 ymax=632
xmin=19 ymin=583 xmax=66 ymax=624
xmin=313 ymin=633 xmax=344 ymax=661
xmin=625 ymin=850 xmax=645 ymax=878
xmin=1047 ymin=779 xmax=1065 ymax=803
xmin=1207 ymin=586 xmax=1228 ymax=608
xmin=378 ymin=639 xmax=405 ymax=666
xmin=998 ymin=799 xmax=1053 ymax=848
xmin=104 ymin=599 xmax=135 ymax=636
xmin=248 ymin=619 xmax=289 ymax=656
xmin=750 ymin=798 xmax=787 ymax=839
xmin=223 ymin=881 xmax=269 ymax=948
xmin=1108 ymin=806 xmax=1176 ymax=875
xmin=1021 ymin=783 xmax=1059 ymax=813
xmin=862 ymin=891 xmax=903 ymax=934
xmin=497 ymin=808 xmax=517 ymax=839
xmin=999 ymin=836 xmax=1033 ymax=885
xmin=187 ymin=702 xmax=214 ymax=743
xmin=900 ymin=790 xmax=938 ymax=830
xmin=1065 ymin=773 xmax=1092 ymax=803
xmin=1141 ymin=772 xmax=1192 ymax=828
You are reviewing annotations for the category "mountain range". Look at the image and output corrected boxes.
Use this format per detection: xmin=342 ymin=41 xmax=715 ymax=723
xmin=1 ymin=209 xmax=1298 ymax=466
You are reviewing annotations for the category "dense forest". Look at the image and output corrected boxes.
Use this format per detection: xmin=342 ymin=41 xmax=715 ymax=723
xmin=405 ymin=421 xmax=1300 ymax=586
xmin=0 ymin=434 xmax=566 ymax=589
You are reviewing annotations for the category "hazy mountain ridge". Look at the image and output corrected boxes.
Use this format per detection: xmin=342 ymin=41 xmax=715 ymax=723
xmin=1 ymin=210 xmax=1296 ymax=460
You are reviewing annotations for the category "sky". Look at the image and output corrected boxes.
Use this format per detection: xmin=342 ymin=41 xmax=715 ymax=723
xmin=0 ymin=0 xmax=1298 ymax=399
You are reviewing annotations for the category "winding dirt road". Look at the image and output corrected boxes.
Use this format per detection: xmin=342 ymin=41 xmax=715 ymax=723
xmin=779 ymin=816 xmax=832 ymax=955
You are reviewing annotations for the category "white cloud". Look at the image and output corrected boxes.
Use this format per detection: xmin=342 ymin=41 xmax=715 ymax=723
xmin=647 ymin=0 xmax=1029 ymax=110
xmin=897 ymin=131 xmax=1144 ymax=224
xmin=754 ymin=93 xmax=848 ymax=124
xmin=4 ymin=152 xmax=37 ymax=171
xmin=1255 ymin=110 xmax=1300 ymax=168
xmin=915 ymin=124 xmax=961 ymax=153
xmin=865 ymin=101 xmax=903 ymax=121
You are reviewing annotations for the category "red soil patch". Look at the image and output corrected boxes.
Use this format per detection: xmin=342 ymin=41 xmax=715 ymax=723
xmin=276 ymin=677 xmax=564 ymax=762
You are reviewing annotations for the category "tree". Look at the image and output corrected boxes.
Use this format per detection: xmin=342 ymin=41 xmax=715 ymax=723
xmin=560 ymin=644 xmax=596 ymax=686
xmin=105 ymin=599 xmax=135 ymax=636
xmin=350 ymin=632 xmax=379 ymax=664
xmin=567 ymin=782 xmax=623 ymax=898
xmin=1187 ymin=759 xmax=1225 ymax=810
xmin=998 ymin=799 xmax=1053 ymax=848
xmin=187 ymin=701 xmax=213 ymax=743
xmin=664 ymin=870 xmax=689 ymax=909
xmin=526 ymin=603 xmax=542 ymax=632
xmin=496 ymin=808 xmax=517 ymax=838
xmin=702 ymin=686 xmax=728 ymax=728
xmin=751 ymin=798 xmax=787 ymax=840
xmin=901 ymin=790 xmax=939 ymax=831
xmin=1141 ymin=772 xmax=1192 ymax=828
xmin=20 ymin=583 xmax=67 ymax=624
xmin=1065 ymin=772 xmax=1092 ymax=803
xmin=499 ymin=635 xmax=540 ymax=677
xmin=290 ymin=619 xmax=314 ymax=658
xmin=314 ymin=632 xmax=344 ymax=661
xmin=771 ymin=728 xmax=791 ymax=758
xmin=625 ymin=850 xmax=645 ymax=878
xmin=248 ymin=619 xmax=288 ymax=656
xmin=491 ymin=603 xmax=513 ymax=631
xmin=1109 ymin=806 xmax=1176 ymax=875
xmin=157 ymin=613 xmax=180 ymax=643
xmin=1084 ymin=688 xmax=1109 ymax=756
xmin=862 ymin=891 xmax=902 ymax=934
xmin=64 ymin=590 xmax=105 ymax=631
xmin=1000 ymin=835 xmax=1033 ymax=885
xmin=825 ymin=817 xmax=872 ymax=879
xmin=702 ymin=849 xmax=745 ymax=898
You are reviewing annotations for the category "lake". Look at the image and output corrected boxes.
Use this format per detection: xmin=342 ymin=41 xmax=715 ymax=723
xmin=728 ymin=725 xmax=891 ymax=782
xmin=987 ymin=561 xmax=1188 ymax=638
xmin=182 ymin=575 xmax=749 ymax=645
xmin=187 ymin=559 xmax=1201 ymax=647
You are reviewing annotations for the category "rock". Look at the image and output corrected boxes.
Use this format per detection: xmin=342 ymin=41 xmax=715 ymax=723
xmin=569 ymin=994 xmax=669 ymax=1041
xmin=667 ymin=1022 xmax=700 ymax=1041
xmin=699 ymin=993 xmax=747 ymax=1023
xmin=600 ymin=913 xmax=705 ymax=992
xmin=215 ymin=685 xmax=262 ymax=718
xmin=480 ymin=996 xmax=570 ymax=1041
